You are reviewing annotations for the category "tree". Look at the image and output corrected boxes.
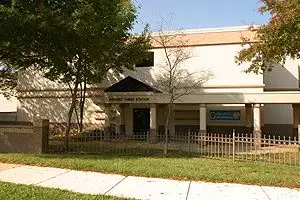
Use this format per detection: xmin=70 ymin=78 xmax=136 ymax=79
xmin=0 ymin=0 xmax=150 ymax=149
xmin=0 ymin=0 xmax=12 ymax=6
xmin=152 ymin=24 xmax=212 ymax=154
xmin=0 ymin=65 xmax=17 ymax=98
xmin=236 ymin=0 xmax=300 ymax=74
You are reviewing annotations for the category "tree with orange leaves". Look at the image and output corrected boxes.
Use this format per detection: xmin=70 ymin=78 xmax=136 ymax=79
xmin=236 ymin=0 xmax=300 ymax=74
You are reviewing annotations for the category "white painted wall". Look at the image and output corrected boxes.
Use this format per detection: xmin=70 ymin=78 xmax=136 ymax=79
xmin=0 ymin=95 xmax=18 ymax=121
xmin=100 ymin=44 xmax=264 ymax=93
xmin=0 ymin=95 xmax=18 ymax=113
xmin=153 ymin=44 xmax=263 ymax=88
xmin=263 ymin=59 xmax=299 ymax=125
xmin=264 ymin=60 xmax=299 ymax=89
xmin=15 ymin=42 xmax=264 ymax=94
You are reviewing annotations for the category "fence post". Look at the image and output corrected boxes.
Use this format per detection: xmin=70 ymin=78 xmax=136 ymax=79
xmin=33 ymin=119 xmax=49 ymax=153
xmin=188 ymin=130 xmax=191 ymax=157
xmin=232 ymin=129 xmax=235 ymax=162
xmin=200 ymin=130 xmax=207 ymax=146
xmin=298 ymin=125 xmax=300 ymax=151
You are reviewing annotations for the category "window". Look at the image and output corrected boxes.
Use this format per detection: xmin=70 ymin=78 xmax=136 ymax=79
xmin=136 ymin=52 xmax=154 ymax=67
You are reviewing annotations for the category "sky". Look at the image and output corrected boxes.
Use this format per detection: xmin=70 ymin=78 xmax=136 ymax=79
xmin=132 ymin=0 xmax=270 ymax=33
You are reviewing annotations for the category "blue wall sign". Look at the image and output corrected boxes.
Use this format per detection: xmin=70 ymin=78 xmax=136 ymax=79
xmin=209 ymin=110 xmax=241 ymax=121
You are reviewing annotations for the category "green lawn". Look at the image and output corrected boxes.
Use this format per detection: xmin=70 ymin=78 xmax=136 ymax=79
xmin=0 ymin=181 xmax=130 ymax=200
xmin=0 ymin=153 xmax=299 ymax=188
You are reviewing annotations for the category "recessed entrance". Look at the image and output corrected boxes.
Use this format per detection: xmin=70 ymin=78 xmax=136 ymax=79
xmin=133 ymin=108 xmax=150 ymax=134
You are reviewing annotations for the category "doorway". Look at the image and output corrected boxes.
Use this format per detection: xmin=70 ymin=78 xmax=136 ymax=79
xmin=133 ymin=108 xmax=150 ymax=134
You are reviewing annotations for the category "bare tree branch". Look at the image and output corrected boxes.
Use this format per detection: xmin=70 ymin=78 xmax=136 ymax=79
xmin=153 ymin=21 xmax=213 ymax=154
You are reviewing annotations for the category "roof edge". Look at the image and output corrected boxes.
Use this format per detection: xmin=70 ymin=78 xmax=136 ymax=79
xmin=151 ymin=25 xmax=260 ymax=36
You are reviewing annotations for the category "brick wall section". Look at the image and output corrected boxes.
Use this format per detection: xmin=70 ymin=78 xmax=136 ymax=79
xmin=0 ymin=119 xmax=49 ymax=153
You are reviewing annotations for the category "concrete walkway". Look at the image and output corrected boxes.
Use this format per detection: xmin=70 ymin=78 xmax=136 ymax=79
xmin=0 ymin=163 xmax=299 ymax=200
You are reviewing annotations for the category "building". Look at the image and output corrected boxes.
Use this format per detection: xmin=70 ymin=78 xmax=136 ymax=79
xmin=1 ymin=26 xmax=300 ymax=138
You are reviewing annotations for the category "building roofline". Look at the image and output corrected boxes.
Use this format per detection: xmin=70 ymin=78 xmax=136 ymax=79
xmin=151 ymin=25 xmax=260 ymax=36
xmin=150 ymin=25 xmax=258 ymax=48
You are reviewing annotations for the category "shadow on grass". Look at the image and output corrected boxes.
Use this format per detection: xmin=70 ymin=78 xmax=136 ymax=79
xmin=42 ymin=151 xmax=202 ymax=160
xmin=47 ymin=144 xmax=203 ymax=160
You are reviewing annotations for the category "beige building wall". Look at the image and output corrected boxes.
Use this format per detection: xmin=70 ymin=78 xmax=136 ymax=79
xmin=98 ymin=28 xmax=264 ymax=93
xmin=1 ymin=26 xmax=299 ymax=136
xmin=0 ymin=95 xmax=18 ymax=121
xmin=17 ymin=97 xmax=103 ymax=124
xmin=152 ymin=44 xmax=264 ymax=93
xmin=14 ymin=27 xmax=265 ymax=128
xmin=15 ymin=71 xmax=105 ymax=131
xmin=100 ymin=44 xmax=264 ymax=94
xmin=0 ymin=95 xmax=18 ymax=112
xmin=263 ymin=59 xmax=299 ymax=126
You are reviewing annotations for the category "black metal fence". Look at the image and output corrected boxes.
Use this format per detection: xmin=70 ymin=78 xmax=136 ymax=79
xmin=49 ymin=130 xmax=300 ymax=167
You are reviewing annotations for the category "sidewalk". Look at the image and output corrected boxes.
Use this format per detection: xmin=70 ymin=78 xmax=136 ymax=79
xmin=0 ymin=163 xmax=299 ymax=200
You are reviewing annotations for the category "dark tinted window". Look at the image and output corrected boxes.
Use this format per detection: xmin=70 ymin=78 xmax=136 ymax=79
xmin=136 ymin=52 xmax=154 ymax=67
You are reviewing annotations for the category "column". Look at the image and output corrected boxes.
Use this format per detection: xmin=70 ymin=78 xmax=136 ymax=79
xmin=253 ymin=104 xmax=261 ymax=147
xmin=124 ymin=104 xmax=133 ymax=136
xmin=260 ymin=104 xmax=264 ymax=130
xmin=150 ymin=104 xmax=157 ymax=143
xmin=169 ymin=108 xmax=175 ymax=135
xmin=116 ymin=104 xmax=125 ymax=135
xmin=199 ymin=104 xmax=207 ymax=133
xmin=298 ymin=125 xmax=300 ymax=150
xmin=199 ymin=104 xmax=207 ymax=145
xmin=104 ymin=104 xmax=111 ymax=139
xmin=33 ymin=119 xmax=49 ymax=153
xmin=293 ymin=104 xmax=300 ymax=138
xmin=157 ymin=105 xmax=165 ymax=135
xmin=245 ymin=104 xmax=252 ymax=130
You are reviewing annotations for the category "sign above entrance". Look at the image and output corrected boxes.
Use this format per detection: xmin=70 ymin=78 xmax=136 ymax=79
xmin=108 ymin=97 xmax=150 ymax=103
xmin=209 ymin=110 xmax=241 ymax=121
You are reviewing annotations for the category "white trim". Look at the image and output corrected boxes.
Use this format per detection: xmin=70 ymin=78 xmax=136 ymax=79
xmin=151 ymin=25 xmax=260 ymax=36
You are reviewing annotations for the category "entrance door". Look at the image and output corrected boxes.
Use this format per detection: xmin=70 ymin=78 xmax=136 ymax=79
xmin=133 ymin=108 xmax=150 ymax=134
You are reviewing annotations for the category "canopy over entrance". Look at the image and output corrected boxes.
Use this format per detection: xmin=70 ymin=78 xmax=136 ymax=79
xmin=104 ymin=76 xmax=162 ymax=93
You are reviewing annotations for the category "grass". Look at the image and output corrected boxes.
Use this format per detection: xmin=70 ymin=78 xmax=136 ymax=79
xmin=0 ymin=181 xmax=130 ymax=200
xmin=0 ymin=153 xmax=300 ymax=188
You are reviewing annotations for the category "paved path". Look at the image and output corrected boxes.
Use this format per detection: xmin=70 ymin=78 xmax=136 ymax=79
xmin=0 ymin=163 xmax=299 ymax=200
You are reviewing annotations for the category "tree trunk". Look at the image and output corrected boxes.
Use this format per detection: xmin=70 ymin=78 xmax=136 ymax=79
xmin=79 ymin=80 xmax=86 ymax=133
xmin=74 ymin=102 xmax=80 ymax=131
xmin=164 ymin=103 xmax=172 ymax=155
xmin=65 ymin=81 xmax=79 ymax=150
xmin=76 ymin=81 xmax=83 ymax=132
